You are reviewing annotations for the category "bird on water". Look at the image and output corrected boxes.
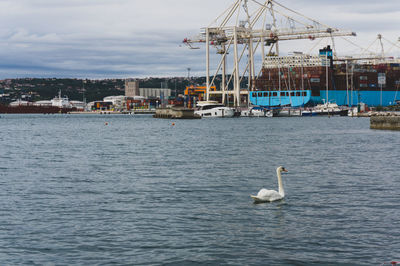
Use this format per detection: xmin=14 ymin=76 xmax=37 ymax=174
xmin=251 ymin=166 xmax=288 ymax=203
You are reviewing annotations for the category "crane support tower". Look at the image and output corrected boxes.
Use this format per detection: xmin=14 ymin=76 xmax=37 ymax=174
xmin=183 ymin=0 xmax=356 ymax=107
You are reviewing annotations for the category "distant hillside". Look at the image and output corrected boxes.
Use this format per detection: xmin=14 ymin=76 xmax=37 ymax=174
xmin=0 ymin=76 xmax=247 ymax=104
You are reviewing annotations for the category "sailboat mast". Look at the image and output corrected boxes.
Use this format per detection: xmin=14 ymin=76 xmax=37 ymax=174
xmin=326 ymin=52 xmax=329 ymax=103
xmin=287 ymin=65 xmax=292 ymax=106
xmin=346 ymin=60 xmax=349 ymax=106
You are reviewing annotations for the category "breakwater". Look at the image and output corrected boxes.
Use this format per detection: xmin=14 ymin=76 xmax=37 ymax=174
xmin=154 ymin=107 xmax=200 ymax=119
xmin=370 ymin=116 xmax=400 ymax=130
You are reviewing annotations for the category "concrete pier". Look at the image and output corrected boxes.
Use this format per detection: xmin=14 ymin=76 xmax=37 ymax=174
xmin=370 ymin=116 xmax=400 ymax=130
xmin=154 ymin=107 xmax=201 ymax=119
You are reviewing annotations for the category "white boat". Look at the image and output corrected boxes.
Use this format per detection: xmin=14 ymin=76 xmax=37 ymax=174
xmin=194 ymin=101 xmax=235 ymax=118
xmin=275 ymin=108 xmax=302 ymax=117
xmin=313 ymin=103 xmax=347 ymax=116
xmin=241 ymin=106 xmax=273 ymax=117
xmin=302 ymin=103 xmax=348 ymax=116
xmin=51 ymin=90 xmax=72 ymax=108
xmin=348 ymin=107 xmax=358 ymax=117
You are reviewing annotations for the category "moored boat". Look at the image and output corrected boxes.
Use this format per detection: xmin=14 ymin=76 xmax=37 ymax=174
xmin=0 ymin=90 xmax=79 ymax=114
xmin=240 ymin=106 xmax=273 ymax=117
xmin=0 ymin=104 xmax=76 ymax=114
xmin=274 ymin=107 xmax=302 ymax=117
xmin=301 ymin=102 xmax=348 ymax=116
xmin=194 ymin=101 xmax=235 ymax=118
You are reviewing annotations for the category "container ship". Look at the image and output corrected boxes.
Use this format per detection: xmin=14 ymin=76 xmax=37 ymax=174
xmin=0 ymin=104 xmax=77 ymax=114
xmin=0 ymin=90 xmax=83 ymax=114
xmin=250 ymin=46 xmax=400 ymax=108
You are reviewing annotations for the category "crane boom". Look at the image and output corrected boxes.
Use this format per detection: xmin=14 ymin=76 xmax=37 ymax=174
xmin=183 ymin=0 xmax=356 ymax=108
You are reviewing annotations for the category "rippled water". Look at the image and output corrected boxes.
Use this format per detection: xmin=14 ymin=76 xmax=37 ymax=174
xmin=0 ymin=114 xmax=399 ymax=265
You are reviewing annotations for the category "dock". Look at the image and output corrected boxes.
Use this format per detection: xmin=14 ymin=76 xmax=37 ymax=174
xmin=153 ymin=107 xmax=200 ymax=119
xmin=68 ymin=109 xmax=155 ymax=115
xmin=370 ymin=116 xmax=400 ymax=130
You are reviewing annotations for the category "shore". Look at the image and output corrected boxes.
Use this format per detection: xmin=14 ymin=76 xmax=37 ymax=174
xmin=68 ymin=109 xmax=156 ymax=115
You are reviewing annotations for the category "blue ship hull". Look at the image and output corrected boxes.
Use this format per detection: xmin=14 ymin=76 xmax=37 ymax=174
xmin=249 ymin=90 xmax=311 ymax=108
xmin=250 ymin=89 xmax=400 ymax=107
xmin=255 ymin=49 xmax=400 ymax=108
xmin=315 ymin=90 xmax=400 ymax=106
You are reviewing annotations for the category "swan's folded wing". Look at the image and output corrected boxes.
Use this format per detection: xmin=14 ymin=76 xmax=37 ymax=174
xmin=256 ymin=189 xmax=281 ymax=201
xmin=257 ymin=189 xmax=275 ymax=197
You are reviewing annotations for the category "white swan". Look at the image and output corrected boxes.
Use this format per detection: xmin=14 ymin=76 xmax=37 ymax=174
xmin=251 ymin=166 xmax=288 ymax=203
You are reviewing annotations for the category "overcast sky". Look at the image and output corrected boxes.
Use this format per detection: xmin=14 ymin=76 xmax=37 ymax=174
xmin=0 ymin=0 xmax=399 ymax=79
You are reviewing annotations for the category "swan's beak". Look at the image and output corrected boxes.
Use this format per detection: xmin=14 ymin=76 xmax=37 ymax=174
xmin=282 ymin=168 xmax=288 ymax=173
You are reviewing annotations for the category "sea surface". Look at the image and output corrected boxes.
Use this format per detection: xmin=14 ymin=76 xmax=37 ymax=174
xmin=0 ymin=114 xmax=399 ymax=265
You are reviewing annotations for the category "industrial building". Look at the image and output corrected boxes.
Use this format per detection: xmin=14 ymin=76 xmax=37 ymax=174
xmin=88 ymin=79 xmax=171 ymax=111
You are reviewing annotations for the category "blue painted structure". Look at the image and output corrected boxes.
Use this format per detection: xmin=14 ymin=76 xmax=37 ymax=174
xmin=251 ymin=89 xmax=400 ymax=108
xmin=318 ymin=90 xmax=400 ymax=106
xmin=249 ymin=90 xmax=311 ymax=107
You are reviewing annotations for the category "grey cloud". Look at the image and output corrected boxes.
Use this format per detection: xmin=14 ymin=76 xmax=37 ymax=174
xmin=0 ymin=0 xmax=399 ymax=78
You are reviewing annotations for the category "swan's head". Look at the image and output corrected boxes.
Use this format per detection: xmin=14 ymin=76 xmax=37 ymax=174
xmin=278 ymin=166 xmax=288 ymax=173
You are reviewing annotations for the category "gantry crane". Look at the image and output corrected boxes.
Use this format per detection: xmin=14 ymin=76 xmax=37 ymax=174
xmin=183 ymin=0 xmax=356 ymax=107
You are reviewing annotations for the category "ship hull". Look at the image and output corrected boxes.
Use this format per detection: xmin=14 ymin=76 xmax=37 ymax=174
xmin=0 ymin=105 xmax=76 ymax=114
xmin=249 ymin=88 xmax=399 ymax=108
xmin=249 ymin=90 xmax=311 ymax=108
xmin=256 ymin=51 xmax=400 ymax=107
xmin=314 ymin=90 xmax=400 ymax=106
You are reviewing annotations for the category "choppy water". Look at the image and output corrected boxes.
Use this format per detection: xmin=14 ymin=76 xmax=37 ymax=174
xmin=0 ymin=114 xmax=399 ymax=265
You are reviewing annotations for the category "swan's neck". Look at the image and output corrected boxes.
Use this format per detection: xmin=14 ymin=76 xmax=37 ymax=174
xmin=277 ymin=169 xmax=284 ymax=197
